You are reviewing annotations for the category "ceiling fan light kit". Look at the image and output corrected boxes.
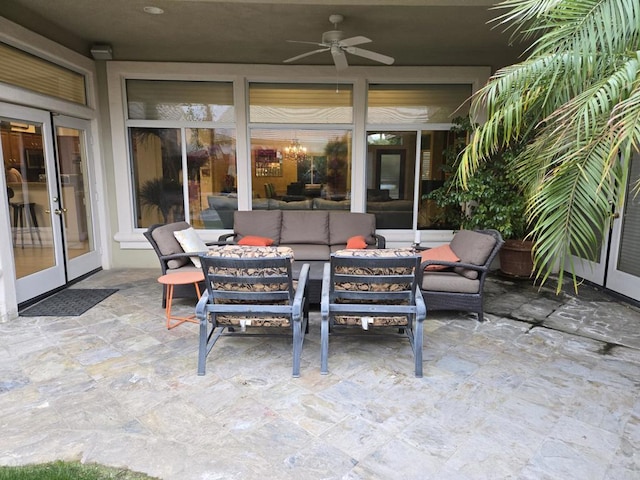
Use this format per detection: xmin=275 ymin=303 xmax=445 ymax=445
xmin=284 ymin=14 xmax=394 ymax=70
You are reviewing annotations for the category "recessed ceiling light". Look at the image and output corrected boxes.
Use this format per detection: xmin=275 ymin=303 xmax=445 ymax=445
xmin=143 ymin=6 xmax=164 ymax=14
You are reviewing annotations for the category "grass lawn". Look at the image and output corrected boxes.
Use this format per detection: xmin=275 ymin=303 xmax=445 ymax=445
xmin=0 ymin=461 xmax=159 ymax=479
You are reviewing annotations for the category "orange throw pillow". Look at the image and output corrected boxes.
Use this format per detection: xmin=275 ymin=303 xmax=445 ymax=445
xmin=238 ymin=235 xmax=274 ymax=246
xmin=420 ymin=244 xmax=460 ymax=271
xmin=346 ymin=235 xmax=368 ymax=249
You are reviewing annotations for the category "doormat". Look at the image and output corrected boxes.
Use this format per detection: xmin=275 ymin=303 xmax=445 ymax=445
xmin=20 ymin=289 xmax=118 ymax=317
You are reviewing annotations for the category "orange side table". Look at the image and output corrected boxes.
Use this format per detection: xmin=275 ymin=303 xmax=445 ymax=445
xmin=157 ymin=271 xmax=205 ymax=329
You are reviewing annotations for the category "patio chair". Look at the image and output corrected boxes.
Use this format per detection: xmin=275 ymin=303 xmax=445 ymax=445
xmin=144 ymin=222 xmax=220 ymax=307
xmin=320 ymin=249 xmax=426 ymax=377
xmin=196 ymin=245 xmax=310 ymax=377
xmin=419 ymin=229 xmax=503 ymax=322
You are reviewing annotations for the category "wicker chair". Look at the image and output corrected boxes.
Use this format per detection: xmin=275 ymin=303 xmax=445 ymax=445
xmin=196 ymin=246 xmax=310 ymax=377
xmin=419 ymin=229 xmax=504 ymax=322
xmin=320 ymin=249 xmax=426 ymax=377
xmin=144 ymin=222 xmax=208 ymax=307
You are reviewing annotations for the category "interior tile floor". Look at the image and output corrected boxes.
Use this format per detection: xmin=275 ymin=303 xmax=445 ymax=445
xmin=1 ymin=268 xmax=639 ymax=479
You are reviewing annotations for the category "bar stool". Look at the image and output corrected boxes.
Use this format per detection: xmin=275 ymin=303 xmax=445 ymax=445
xmin=10 ymin=201 xmax=42 ymax=248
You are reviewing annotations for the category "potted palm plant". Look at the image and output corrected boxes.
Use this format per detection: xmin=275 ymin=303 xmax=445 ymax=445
xmin=429 ymin=116 xmax=534 ymax=277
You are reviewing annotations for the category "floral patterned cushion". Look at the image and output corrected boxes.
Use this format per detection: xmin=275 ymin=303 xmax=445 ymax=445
xmin=333 ymin=248 xmax=416 ymax=292
xmin=331 ymin=248 xmax=417 ymax=326
xmin=204 ymin=245 xmax=295 ymax=326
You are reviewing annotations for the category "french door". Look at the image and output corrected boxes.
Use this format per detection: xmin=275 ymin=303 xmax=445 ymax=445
xmin=605 ymin=152 xmax=640 ymax=299
xmin=1 ymin=103 xmax=100 ymax=304
xmin=568 ymin=152 xmax=640 ymax=301
xmin=53 ymin=115 xmax=101 ymax=281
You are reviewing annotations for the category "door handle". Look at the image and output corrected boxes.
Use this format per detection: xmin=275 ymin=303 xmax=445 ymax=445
xmin=612 ymin=212 xmax=620 ymax=219
xmin=54 ymin=208 xmax=67 ymax=215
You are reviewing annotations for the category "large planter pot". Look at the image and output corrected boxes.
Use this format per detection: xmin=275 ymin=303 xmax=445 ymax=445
xmin=499 ymin=239 xmax=534 ymax=278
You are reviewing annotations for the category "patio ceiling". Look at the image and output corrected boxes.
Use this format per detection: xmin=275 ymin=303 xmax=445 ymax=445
xmin=0 ymin=0 xmax=530 ymax=72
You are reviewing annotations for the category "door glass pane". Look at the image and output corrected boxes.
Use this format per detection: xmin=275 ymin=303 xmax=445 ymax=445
xmin=56 ymin=126 xmax=93 ymax=259
xmin=1 ymin=117 xmax=53 ymax=278
xmin=366 ymin=132 xmax=415 ymax=229
xmin=417 ymin=129 xmax=456 ymax=229
xmin=617 ymin=154 xmax=640 ymax=275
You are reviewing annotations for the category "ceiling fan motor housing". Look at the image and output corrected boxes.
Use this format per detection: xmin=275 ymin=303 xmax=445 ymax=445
xmin=322 ymin=30 xmax=343 ymax=45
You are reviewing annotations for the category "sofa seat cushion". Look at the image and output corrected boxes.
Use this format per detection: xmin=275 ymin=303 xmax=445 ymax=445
xmin=329 ymin=212 xmax=376 ymax=246
xmin=421 ymin=271 xmax=480 ymax=293
xmin=234 ymin=211 xmax=282 ymax=244
xmin=151 ymin=221 xmax=191 ymax=269
xmin=280 ymin=211 xmax=329 ymax=244
xmin=286 ymin=244 xmax=331 ymax=261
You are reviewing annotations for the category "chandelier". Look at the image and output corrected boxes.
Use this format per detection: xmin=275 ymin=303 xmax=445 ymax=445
xmin=284 ymin=138 xmax=307 ymax=162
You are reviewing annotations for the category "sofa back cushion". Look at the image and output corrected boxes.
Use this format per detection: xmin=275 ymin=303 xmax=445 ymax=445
xmin=234 ymin=211 xmax=282 ymax=245
xmin=150 ymin=221 xmax=191 ymax=269
xmin=280 ymin=210 xmax=329 ymax=244
xmin=329 ymin=212 xmax=376 ymax=246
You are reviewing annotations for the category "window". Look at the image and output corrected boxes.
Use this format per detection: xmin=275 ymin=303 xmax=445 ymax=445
xmin=126 ymin=80 xmax=236 ymax=228
xmin=126 ymin=80 xmax=234 ymax=122
xmin=249 ymin=83 xmax=353 ymax=123
xmin=0 ymin=42 xmax=86 ymax=105
xmin=249 ymin=129 xmax=352 ymax=210
xmin=366 ymin=132 xmax=416 ymax=229
xmin=367 ymin=84 xmax=471 ymax=124
xmin=248 ymin=82 xmax=353 ymax=212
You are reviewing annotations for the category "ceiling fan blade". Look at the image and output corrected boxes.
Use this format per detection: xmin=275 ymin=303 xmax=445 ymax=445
xmin=339 ymin=36 xmax=372 ymax=47
xmin=287 ymin=40 xmax=326 ymax=47
xmin=284 ymin=48 xmax=330 ymax=63
xmin=344 ymin=46 xmax=394 ymax=65
xmin=332 ymin=48 xmax=349 ymax=71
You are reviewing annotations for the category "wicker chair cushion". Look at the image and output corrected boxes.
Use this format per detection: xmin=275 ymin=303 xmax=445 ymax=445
xmin=151 ymin=221 xmax=191 ymax=269
xmin=422 ymin=271 xmax=480 ymax=293
xmin=450 ymin=230 xmax=497 ymax=280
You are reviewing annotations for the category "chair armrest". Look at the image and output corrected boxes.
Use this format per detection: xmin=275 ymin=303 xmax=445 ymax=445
xmin=217 ymin=233 xmax=236 ymax=242
xmin=320 ymin=262 xmax=331 ymax=318
xmin=195 ymin=290 xmax=210 ymax=322
xmin=292 ymin=263 xmax=310 ymax=319
xmin=420 ymin=259 xmax=488 ymax=272
xmin=160 ymin=251 xmax=202 ymax=262
xmin=373 ymin=234 xmax=386 ymax=249
xmin=415 ymin=287 xmax=426 ymax=322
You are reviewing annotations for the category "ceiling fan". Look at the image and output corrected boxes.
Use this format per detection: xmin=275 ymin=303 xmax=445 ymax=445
xmin=283 ymin=14 xmax=394 ymax=70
